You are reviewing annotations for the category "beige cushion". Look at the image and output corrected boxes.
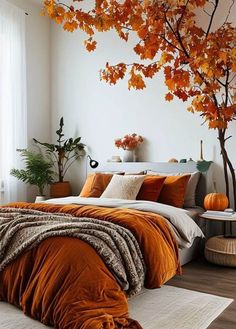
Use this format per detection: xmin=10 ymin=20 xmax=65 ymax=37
xmin=101 ymin=175 xmax=145 ymax=200
xmin=147 ymin=171 xmax=201 ymax=208
xmin=184 ymin=172 xmax=201 ymax=207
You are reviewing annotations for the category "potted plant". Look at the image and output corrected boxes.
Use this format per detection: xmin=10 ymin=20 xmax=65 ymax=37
xmin=10 ymin=149 xmax=54 ymax=201
xmin=33 ymin=117 xmax=85 ymax=198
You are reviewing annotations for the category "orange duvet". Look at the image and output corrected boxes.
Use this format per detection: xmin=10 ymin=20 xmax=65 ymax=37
xmin=0 ymin=202 xmax=180 ymax=329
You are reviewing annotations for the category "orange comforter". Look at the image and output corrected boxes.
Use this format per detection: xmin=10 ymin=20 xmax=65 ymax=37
xmin=0 ymin=202 xmax=180 ymax=329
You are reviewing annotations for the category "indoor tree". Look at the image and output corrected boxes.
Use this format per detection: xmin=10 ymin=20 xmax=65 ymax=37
xmin=43 ymin=0 xmax=236 ymax=207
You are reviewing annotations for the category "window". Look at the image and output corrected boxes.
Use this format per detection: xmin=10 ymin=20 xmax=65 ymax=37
xmin=0 ymin=0 xmax=27 ymax=204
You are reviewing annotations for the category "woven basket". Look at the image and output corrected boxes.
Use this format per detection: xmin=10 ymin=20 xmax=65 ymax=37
xmin=205 ymin=235 xmax=236 ymax=267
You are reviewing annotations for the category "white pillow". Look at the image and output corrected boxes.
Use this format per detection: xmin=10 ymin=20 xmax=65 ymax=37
xmin=100 ymin=175 xmax=145 ymax=200
xmin=147 ymin=171 xmax=201 ymax=208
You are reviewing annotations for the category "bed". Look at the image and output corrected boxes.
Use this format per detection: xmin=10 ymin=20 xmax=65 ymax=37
xmin=0 ymin=161 xmax=213 ymax=329
xmin=86 ymin=161 xmax=214 ymax=265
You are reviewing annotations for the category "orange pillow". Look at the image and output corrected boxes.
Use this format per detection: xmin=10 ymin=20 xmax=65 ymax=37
xmin=79 ymin=173 xmax=95 ymax=197
xmin=137 ymin=175 xmax=166 ymax=202
xmin=88 ymin=173 xmax=113 ymax=197
xmin=158 ymin=175 xmax=191 ymax=208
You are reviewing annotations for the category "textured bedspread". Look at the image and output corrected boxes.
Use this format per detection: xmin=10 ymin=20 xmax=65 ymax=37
xmin=0 ymin=202 xmax=180 ymax=329
xmin=0 ymin=207 xmax=145 ymax=297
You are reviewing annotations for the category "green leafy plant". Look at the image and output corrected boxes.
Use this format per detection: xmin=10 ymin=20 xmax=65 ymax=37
xmin=10 ymin=149 xmax=54 ymax=196
xmin=33 ymin=117 xmax=85 ymax=182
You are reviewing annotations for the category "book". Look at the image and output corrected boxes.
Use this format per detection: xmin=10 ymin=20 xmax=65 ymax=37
xmin=203 ymin=210 xmax=236 ymax=219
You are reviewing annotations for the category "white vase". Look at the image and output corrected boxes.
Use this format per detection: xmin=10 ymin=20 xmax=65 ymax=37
xmin=35 ymin=196 xmax=46 ymax=203
xmin=123 ymin=149 xmax=136 ymax=162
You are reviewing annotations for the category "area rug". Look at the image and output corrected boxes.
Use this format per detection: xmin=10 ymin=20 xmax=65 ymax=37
xmin=129 ymin=285 xmax=233 ymax=329
xmin=0 ymin=286 xmax=233 ymax=329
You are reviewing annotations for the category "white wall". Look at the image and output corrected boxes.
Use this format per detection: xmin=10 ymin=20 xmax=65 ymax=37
xmin=49 ymin=2 xmax=235 ymax=203
xmin=7 ymin=0 xmax=51 ymax=201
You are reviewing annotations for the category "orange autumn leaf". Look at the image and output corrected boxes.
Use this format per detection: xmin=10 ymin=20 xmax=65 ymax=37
xmin=128 ymin=72 xmax=146 ymax=90
xmin=134 ymin=43 xmax=143 ymax=56
xmin=174 ymin=90 xmax=188 ymax=101
xmin=137 ymin=26 xmax=148 ymax=39
xmin=84 ymin=40 xmax=97 ymax=52
xmin=165 ymin=92 xmax=174 ymax=101
xmin=208 ymin=120 xmax=227 ymax=129
xmin=63 ymin=21 xmax=78 ymax=32
xmin=219 ymin=51 xmax=227 ymax=63
xmin=55 ymin=15 xmax=64 ymax=24
xmin=56 ymin=6 xmax=65 ymax=15
xmin=165 ymin=79 xmax=175 ymax=91
xmin=187 ymin=106 xmax=194 ymax=113
xmin=129 ymin=15 xmax=144 ymax=30
xmin=142 ymin=64 xmax=159 ymax=78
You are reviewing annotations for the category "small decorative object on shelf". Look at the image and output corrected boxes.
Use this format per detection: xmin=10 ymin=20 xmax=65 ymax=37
xmin=199 ymin=140 xmax=204 ymax=161
xmin=196 ymin=160 xmax=213 ymax=172
xmin=110 ymin=156 xmax=122 ymax=162
xmin=168 ymin=158 xmax=178 ymax=163
xmin=114 ymin=133 xmax=143 ymax=162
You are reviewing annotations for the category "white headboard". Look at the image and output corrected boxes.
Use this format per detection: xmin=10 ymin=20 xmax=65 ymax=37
xmin=90 ymin=161 xmax=215 ymax=207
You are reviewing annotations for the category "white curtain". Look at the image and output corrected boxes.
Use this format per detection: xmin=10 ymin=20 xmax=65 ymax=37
xmin=0 ymin=0 xmax=27 ymax=204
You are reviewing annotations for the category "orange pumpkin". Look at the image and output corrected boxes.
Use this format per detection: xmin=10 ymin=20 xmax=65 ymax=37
xmin=204 ymin=193 xmax=229 ymax=211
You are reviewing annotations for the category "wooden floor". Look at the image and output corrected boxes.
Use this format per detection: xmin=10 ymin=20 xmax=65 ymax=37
xmin=167 ymin=257 xmax=236 ymax=329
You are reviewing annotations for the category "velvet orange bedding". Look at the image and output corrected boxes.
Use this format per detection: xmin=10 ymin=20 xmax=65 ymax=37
xmin=0 ymin=202 xmax=180 ymax=329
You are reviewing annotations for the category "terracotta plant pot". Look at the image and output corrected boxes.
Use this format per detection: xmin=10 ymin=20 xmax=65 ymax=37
xmin=50 ymin=181 xmax=72 ymax=198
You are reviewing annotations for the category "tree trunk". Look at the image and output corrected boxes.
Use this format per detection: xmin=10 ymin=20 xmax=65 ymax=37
xmin=39 ymin=185 xmax=44 ymax=197
xmin=58 ymin=150 xmax=64 ymax=182
xmin=218 ymin=129 xmax=236 ymax=209
xmin=58 ymin=160 xmax=63 ymax=182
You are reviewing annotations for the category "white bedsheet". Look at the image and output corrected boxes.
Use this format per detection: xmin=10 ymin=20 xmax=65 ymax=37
xmin=45 ymin=197 xmax=204 ymax=248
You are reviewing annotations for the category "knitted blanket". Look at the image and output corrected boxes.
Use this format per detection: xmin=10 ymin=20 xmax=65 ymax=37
xmin=0 ymin=207 xmax=145 ymax=297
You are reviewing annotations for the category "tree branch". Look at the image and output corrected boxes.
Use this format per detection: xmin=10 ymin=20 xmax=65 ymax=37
xmin=223 ymin=0 xmax=235 ymax=25
xmin=225 ymin=66 xmax=230 ymax=106
xmin=216 ymin=78 xmax=227 ymax=88
xmin=160 ymin=35 xmax=183 ymax=53
xmin=205 ymin=0 xmax=219 ymax=36
xmin=164 ymin=13 xmax=190 ymax=58
xmin=176 ymin=0 xmax=190 ymax=31
xmin=229 ymin=73 xmax=236 ymax=84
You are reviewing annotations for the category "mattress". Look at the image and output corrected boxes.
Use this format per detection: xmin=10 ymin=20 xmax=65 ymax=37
xmin=184 ymin=206 xmax=206 ymax=233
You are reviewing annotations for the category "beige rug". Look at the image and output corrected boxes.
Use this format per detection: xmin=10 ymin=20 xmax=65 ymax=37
xmin=129 ymin=285 xmax=233 ymax=329
xmin=0 ymin=286 xmax=233 ymax=329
